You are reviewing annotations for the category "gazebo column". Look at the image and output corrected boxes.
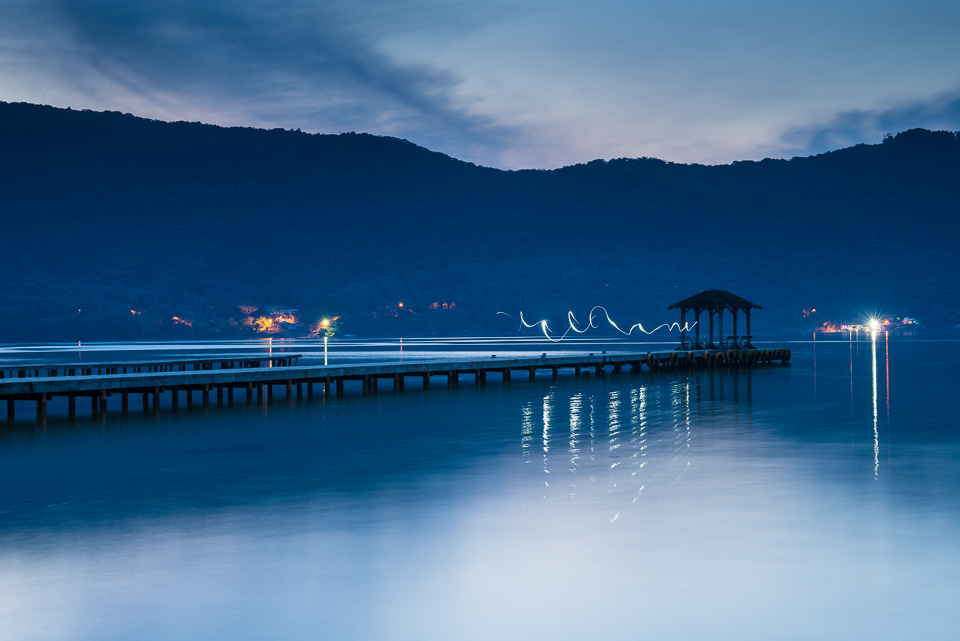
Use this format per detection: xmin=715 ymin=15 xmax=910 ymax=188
xmin=708 ymin=310 xmax=715 ymax=347
xmin=732 ymin=308 xmax=738 ymax=346
xmin=694 ymin=307 xmax=701 ymax=348
xmin=746 ymin=309 xmax=752 ymax=347
xmin=718 ymin=308 xmax=724 ymax=348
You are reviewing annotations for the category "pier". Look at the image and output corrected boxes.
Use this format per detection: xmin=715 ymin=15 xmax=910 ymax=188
xmin=2 ymin=290 xmax=789 ymax=425
xmin=1 ymin=347 xmax=791 ymax=425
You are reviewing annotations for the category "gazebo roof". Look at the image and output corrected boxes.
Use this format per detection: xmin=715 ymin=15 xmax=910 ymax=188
xmin=668 ymin=289 xmax=762 ymax=311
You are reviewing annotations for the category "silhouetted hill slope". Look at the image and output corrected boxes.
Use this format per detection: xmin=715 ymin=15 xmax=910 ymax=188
xmin=1 ymin=101 xmax=958 ymax=341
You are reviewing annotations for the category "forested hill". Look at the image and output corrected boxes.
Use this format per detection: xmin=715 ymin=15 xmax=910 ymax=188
xmin=1 ymin=101 xmax=958 ymax=341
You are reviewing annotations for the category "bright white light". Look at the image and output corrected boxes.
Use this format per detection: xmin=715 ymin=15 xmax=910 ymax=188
xmin=867 ymin=317 xmax=882 ymax=332
xmin=500 ymin=307 xmax=694 ymax=342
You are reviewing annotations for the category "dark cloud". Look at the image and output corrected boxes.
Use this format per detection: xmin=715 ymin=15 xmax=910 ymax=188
xmin=782 ymin=88 xmax=960 ymax=156
xmin=10 ymin=0 xmax=514 ymax=164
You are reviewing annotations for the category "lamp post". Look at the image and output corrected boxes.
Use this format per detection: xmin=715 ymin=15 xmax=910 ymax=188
xmin=320 ymin=319 xmax=330 ymax=365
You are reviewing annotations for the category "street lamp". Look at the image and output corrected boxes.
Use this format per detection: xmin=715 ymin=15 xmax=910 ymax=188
xmin=321 ymin=319 xmax=330 ymax=365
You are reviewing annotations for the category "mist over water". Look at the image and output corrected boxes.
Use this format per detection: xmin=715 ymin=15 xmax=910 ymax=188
xmin=2 ymin=336 xmax=959 ymax=640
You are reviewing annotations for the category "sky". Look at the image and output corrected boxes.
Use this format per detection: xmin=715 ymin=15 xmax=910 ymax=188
xmin=1 ymin=0 xmax=959 ymax=169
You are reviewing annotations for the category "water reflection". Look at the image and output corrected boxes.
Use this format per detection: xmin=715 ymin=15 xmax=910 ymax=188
xmin=872 ymin=331 xmax=879 ymax=479
xmin=520 ymin=369 xmax=756 ymax=519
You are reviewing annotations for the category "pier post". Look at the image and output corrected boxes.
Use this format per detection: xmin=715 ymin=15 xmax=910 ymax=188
xmin=336 ymin=378 xmax=344 ymax=399
xmin=36 ymin=394 xmax=47 ymax=424
xmin=202 ymin=385 xmax=210 ymax=409
xmin=142 ymin=392 xmax=149 ymax=414
xmin=91 ymin=395 xmax=98 ymax=418
xmin=595 ymin=365 xmax=603 ymax=376
xmin=422 ymin=374 xmax=430 ymax=390
xmin=153 ymin=387 xmax=160 ymax=414
xmin=285 ymin=380 xmax=293 ymax=403
xmin=99 ymin=391 xmax=107 ymax=416
xmin=448 ymin=371 xmax=457 ymax=389
xmin=257 ymin=383 xmax=263 ymax=404
xmin=575 ymin=365 xmax=581 ymax=378
xmin=613 ymin=363 xmax=622 ymax=375
xmin=228 ymin=386 xmax=234 ymax=403
xmin=363 ymin=375 xmax=371 ymax=397
xmin=503 ymin=369 xmax=511 ymax=383
xmin=552 ymin=366 xmax=559 ymax=380
xmin=68 ymin=394 xmax=77 ymax=420
xmin=477 ymin=370 xmax=486 ymax=386
xmin=6 ymin=399 xmax=13 ymax=423
xmin=297 ymin=381 xmax=303 ymax=400
xmin=308 ymin=381 xmax=314 ymax=399
xmin=246 ymin=382 xmax=253 ymax=405
xmin=217 ymin=386 xmax=224 ymax=406
xmin=172 ymin=388 xmax=179 ymax=410
xmin=324 ymin=378 xmax=331 ymax=399
xmin=267 ymin=384 xmax=273 ymax=403
xmin=187 ymin=388 xmax=193 ymax=409
xmin=528 ymin=367 xmax=536 ymax=382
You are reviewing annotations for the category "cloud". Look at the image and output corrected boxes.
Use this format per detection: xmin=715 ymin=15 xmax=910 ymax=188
xmin=1 ymin=0 xmax=515 ymax=165
xmin=780 ymin=88 xmax=960 ymax=157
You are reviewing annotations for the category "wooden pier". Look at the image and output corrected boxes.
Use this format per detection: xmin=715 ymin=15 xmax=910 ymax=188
xmin=1 ymin=347 xmax=791 ymax=425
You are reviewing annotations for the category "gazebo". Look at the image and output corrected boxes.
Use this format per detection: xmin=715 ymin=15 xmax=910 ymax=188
xmin=668 ymin=290 xmax=761 ymax=350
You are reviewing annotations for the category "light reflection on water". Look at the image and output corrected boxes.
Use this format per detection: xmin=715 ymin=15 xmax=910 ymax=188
xmin=1 ymin=338 xmax=960 ymax=640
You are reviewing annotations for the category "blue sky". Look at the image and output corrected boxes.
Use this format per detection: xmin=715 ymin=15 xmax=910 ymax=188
xmin=2 ymin=0 xmax=958 ymax=168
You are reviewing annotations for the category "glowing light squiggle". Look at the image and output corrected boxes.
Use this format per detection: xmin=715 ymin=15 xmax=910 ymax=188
xmin=498 ymin=307 xmax=695 ymax=342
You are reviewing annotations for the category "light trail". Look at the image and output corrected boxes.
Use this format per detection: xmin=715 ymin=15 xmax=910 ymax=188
xmin=499 ymin=306 xmax=694 ymax=342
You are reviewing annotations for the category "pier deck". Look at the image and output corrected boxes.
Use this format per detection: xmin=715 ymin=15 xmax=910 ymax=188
xmin=1 ymin=348 xmax=790 ymax=424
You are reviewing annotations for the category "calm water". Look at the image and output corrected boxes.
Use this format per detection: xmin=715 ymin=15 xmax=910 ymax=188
xmin=2 ymin=336 xmax=959 ymax=640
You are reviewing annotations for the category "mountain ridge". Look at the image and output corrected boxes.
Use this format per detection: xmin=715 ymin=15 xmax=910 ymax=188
xmin=1 ymin=101 xmax=958 ymax=341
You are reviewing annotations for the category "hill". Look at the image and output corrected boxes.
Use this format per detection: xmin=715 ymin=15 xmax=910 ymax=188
xmin=1 ymin=101 xmax=958 ymax=341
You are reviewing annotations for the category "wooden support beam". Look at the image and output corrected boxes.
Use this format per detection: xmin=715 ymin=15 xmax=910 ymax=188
xmin=121 ymin=392 xmax=129 ymax=415
xmin=68 ymin=394 xmax=76 ymax=420
xmin=36 ymin=394 xmax=47 ymax=424
xmin=528 ymin=367 xmax=536 ymax=382
xmin=202 ymin=385 xmax=210 ymax=408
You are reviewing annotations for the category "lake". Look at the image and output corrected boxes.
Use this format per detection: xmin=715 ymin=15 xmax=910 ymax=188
xmin=1 ymin=335 xmax=958 ymax=640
